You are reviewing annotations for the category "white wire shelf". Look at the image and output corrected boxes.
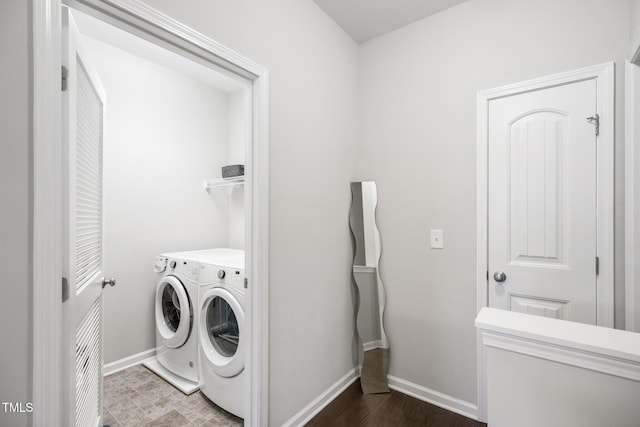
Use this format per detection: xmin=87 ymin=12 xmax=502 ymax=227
xmin=203 ymin=176 xmax=245 ymax=191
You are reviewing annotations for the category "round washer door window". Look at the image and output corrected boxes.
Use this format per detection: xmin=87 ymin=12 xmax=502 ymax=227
xmin=155 ymin=276 xmax=192 ymax=349
xmin=199 ymin=288 xmax=244 ymax=378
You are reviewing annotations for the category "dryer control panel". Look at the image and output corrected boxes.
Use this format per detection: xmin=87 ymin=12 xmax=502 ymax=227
xmin=198 ymin=265 xmax=244 ymax=291
xmin=218 ymin=267 xmax=245 ymax=293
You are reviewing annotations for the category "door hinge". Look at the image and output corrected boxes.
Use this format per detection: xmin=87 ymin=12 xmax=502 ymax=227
xmin=595 ymin=256 xmax=600 ymax=276
xmin=587 ymin=114 xmax=599 ymax=136
xmin=61 ymin=66 xmax=68 ymax=92
xmin=486 ymin=270 xmax=489 ymax=281
xmin=62 ymin=277 xmax=69 ymax=302
xmin=244 ymin=278 xmax=248 ymax=289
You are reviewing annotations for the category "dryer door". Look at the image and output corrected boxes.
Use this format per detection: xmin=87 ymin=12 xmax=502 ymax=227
xmin=199 ymin=288 xmax=245 ymax=378
xmin=156 ymin=276 xmax=192 ymax=348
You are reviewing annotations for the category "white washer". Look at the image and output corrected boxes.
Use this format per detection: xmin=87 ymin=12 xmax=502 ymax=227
xmin=198 ymin=251 xmax=245 ymax=418
xmin=143 ymin=252 xmax=203 ymax=394
xmin=144 ymin=249 xmax=241 ymax=394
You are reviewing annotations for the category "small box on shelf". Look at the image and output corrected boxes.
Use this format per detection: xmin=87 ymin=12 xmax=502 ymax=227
xmin=222 ymin=164 xmax=244 ymax=178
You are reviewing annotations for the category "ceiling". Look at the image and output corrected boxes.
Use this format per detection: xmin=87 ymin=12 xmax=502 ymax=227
xmin=313 ymin=0 xmax=469 ymax=43
xmin=72 ymin=9 xmax=243 ymax=92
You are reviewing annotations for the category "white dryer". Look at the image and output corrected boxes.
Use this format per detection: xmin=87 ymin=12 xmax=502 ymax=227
xmin=198 ymin=251 xmax=246 ymax=418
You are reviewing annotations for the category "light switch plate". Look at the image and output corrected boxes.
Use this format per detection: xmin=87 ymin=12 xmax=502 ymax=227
xmin=430 ymin=229 xmax=444 ymax=249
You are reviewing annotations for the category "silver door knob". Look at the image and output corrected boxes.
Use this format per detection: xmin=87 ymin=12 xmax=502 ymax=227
xmin=493 ymin=271 xmax=507 ymax=283
xmin=101 ymin=277 xmax=116 ymax=289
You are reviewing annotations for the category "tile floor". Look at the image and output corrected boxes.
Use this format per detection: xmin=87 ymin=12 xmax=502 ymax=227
xmin=103 ymin=364 xmax=243 ymax=426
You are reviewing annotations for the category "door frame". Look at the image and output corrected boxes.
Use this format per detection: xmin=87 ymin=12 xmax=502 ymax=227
xmin=475 ymin=63 xmax=614 ymax=422
xmin=32 ymin=0 xmax=270 ymax=425
xmin=626 ymin=30 xmax=640 ymax=333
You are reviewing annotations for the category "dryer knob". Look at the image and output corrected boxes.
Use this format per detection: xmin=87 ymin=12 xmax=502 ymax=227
xmin=169 ymin=260 xmax=177 ymax=269
xmin=217 ymin=269 xmax=226 ymax=280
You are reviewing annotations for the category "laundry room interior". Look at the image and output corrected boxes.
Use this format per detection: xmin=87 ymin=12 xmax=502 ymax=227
xmin=70 ymin=9 xmax=249 ymax=423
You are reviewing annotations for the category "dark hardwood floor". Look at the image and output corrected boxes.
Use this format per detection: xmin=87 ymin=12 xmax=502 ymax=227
xmin=305 ymin=380 xmax=486 ymax=427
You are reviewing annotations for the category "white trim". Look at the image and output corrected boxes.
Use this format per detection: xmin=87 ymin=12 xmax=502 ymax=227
xmin=476 ymin=307 xmax=640 ymax=364
xmin=32 ymin=1 xmax=270 ymax=425
xmin=480 ymin=331 xmax=640 ymax=381
xmin=476 ymin=307 xmax=640 ymax=420
xmin=626 ymin=28 xmax=640 ymax=333
xmin=596 ymin=63 xmax=616 ymax=327
xmin=103 ymin=349 xmax=156 ymax=376
xmin=65 ymin=0 xmax=258 ymax=81
xmin=282 ymin=370 xmax=479 ymax=425
xmin=475 ymin=87 xmax=489 ymax=314
xmin=475 ymin=79 xmax=489 ymax=425
xmin=250 ymin=66 xmax=270 ymax=427
xmin=282 ymin=369 xmax=358 ymax=427
xmin=32 ymin=1 xmax=63 ymax=426
xmin=476 ymin=62 xmax=616 ymax=422
xmin=387 ymin=375 xmax=478 ymax=421
xmin=626 ymin=59 xmax=636 ymax=332
xmin=476 ymin=332 xmax=487 ymax=422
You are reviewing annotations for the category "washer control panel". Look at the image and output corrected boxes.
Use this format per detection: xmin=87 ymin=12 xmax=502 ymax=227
xmin=164 ymin=258 xmax=200 ymax=281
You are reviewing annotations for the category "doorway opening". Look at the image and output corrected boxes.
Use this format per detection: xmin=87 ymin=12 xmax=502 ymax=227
xmin=32 ymin=1 xmax=269 ymax=426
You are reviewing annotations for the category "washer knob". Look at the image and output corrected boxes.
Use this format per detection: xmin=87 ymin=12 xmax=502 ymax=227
xmin=217 ymin=269 xmax=226 ymax=280
xmin=169 ymin=260 xmax=177 ymax=269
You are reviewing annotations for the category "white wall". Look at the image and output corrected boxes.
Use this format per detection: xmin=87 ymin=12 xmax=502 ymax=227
xmin=631 ymin=0 xmax=640 ymax=39
xmin=228 ymin=90 xmax=245 ymax=249
xmin=0 ymin=1 xmax=31 ymax=425
xmin=487 ymin=348 xmax=640 ymax=426
xmin=358 ymin=0 xmax=629 ymax=406
xmin=85 ymin=37 xmax=235 ymax=364
xmin=140 ymin=1 xmax=359 ymax=424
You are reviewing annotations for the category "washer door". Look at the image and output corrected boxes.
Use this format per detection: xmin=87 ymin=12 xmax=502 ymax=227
xmin=155 ymin=275 xmax=192 ymax=349
xmin=199 ymin=288 xmax=244 ymax=378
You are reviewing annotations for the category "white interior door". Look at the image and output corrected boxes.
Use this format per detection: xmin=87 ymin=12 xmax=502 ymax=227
xmin=62 ymin=7 xmax=110 ymax=427
xmin=487 ymin=79 xmax=598 ymax=324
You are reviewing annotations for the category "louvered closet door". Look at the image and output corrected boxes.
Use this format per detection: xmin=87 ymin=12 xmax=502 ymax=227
xmin=62 ymin=8 xmax=108 ymax=427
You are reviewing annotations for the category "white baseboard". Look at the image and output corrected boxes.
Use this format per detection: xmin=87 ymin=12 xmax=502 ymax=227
xmin=103 ymin=348 xmax=156 ymax=377
xmin=282 ymin=368 xmax=358 ymax=427
xmin=281 ymin=369 xmax=477 ymax=426
xmin=387 ymin=375 xmax=478 ymax=420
